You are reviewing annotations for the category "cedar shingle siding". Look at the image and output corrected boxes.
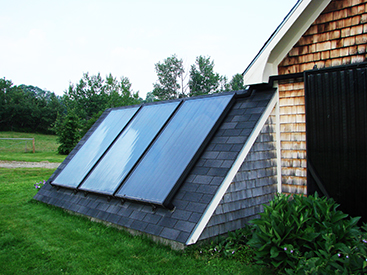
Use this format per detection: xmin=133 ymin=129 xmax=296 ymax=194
xmin=277 ymin=0 xmax=367 ymax=195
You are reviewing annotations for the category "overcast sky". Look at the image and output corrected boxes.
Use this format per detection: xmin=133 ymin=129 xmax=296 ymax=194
xmin=1 ymin=0 xmax=297 ymax=99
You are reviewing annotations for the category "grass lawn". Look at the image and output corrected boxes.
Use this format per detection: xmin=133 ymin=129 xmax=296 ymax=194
xmin=0 ymin=132 xmax=66 ymax=163
xmin=0 ymin=168 xmax=270 ymax=274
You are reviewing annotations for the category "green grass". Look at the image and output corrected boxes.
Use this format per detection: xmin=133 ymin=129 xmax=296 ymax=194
xmin=0 ymin=132 xmax=66 ymax=163
xmin=0 ymin=168 xmax=270 ymax=275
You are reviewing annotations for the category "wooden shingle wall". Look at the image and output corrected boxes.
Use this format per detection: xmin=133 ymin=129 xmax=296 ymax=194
xmin=199 ymin=110 xmax=277 ymax=240
xmin=278 ymin=78 xmax=307 ymax=194
xmin=279 ymin=0 xmax=367 ymax=75
xmin=277 ymin=0 xmax=367 ymax=195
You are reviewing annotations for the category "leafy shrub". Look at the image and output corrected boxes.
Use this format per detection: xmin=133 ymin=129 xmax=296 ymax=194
xmin=248 ymin=193 xmax=367 ymax=274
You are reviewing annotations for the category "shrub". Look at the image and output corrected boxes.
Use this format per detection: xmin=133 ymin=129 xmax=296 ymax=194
xmin=248 ymin=193 xmax=367 ymax=274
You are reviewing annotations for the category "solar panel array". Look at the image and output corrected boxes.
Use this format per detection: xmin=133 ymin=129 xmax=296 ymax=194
xmin=52 ymin=94 xmax=234 ymax=208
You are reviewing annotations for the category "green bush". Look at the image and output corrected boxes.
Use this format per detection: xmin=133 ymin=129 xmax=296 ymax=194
xmin=248 ymin=193 xmax=367 ymax=274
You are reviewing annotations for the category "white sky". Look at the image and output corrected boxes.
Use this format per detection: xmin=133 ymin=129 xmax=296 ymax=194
xmin=0 ymin=0 xmax=297 ymax=99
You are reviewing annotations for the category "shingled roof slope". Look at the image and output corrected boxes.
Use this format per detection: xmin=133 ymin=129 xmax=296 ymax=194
xmin=34 ymin=88 xmax=276 ymax=247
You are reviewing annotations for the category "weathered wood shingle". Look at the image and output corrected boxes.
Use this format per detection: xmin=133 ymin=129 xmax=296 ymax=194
xmin=277 ymin=0 xmax=367 ymax=195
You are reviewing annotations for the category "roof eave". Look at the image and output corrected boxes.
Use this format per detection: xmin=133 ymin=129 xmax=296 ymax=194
xmin=243 ymin=0 xmax=332 ymax=86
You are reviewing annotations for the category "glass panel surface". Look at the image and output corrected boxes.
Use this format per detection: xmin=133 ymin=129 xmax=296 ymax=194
xmin=79 ymin=102 xmax=180 ymax=194
xmin=52 ymin=107 xmax=139 ymax=188
xmin=116 ymin=94 xmax=233 ymax=205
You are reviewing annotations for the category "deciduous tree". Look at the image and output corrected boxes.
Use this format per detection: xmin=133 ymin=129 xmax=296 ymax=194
xmin=152 ymin=55 xmax=185 ymax=100
xmin=229 ymin=73 xmax=245 ymax=91
xmin=188 ymin=56 xmax=224 ymax=96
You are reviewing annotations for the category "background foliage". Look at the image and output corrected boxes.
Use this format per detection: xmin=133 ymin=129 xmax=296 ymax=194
xmin=150 ymin=55 xmax=246 ymax=101
xmin=2 ymin=55 xmax=245 ymax=154
xmin=0 ymin=78 xmax=63 ymax=134
xmin=56 ymin=73 xmax=141 ymax=154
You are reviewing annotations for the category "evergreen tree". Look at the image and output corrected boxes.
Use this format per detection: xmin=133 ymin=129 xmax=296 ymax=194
xmin=56 ymin=110 xmax=80 ymax=155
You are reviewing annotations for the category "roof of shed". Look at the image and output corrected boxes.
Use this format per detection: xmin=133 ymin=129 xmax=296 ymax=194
xmin=34 ymin=88 xmax=276 ymax=246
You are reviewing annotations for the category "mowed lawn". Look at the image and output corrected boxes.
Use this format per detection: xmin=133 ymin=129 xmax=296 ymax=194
xmin=0 ymin=132 xmax=65 ymax=163
xmin=0 ymin=133 xmax=270 ymax=274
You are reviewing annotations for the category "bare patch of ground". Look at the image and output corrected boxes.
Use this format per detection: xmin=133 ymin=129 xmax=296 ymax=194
xmin=0 ymin=160 xmax=60 ymax=169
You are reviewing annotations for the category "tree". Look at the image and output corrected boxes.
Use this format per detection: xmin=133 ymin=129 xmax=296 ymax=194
xmin=229 ymin=73 xmax=245 ymax=91
xmin=0 ymin=78 xmax=63 ymax=133
xmin=61 ymin=72 xmax=141 ymax=136
xmin=64 ymin=73 xmax=140 ymax=122
xmin=54 ymin=72 xmax=141 ymax=154
xmin=64 ymin=73 xmax=107 ymax=122
xmin=144 ymin=91 xmax=156 ymax=103
xmin=56 ymin=110 xmax=80 ymax=155
xmin=188 ymin=56 xmax=224 ymax=96
xmin=105 ymin=74 xmax=141 ymax=108
xmin=152 ymin=55 xmax=185 ymax=100
xmin=218 ymin=75 xmax=230 ymax=93
xmin=0 ymin=78 xmax=16 ymax=130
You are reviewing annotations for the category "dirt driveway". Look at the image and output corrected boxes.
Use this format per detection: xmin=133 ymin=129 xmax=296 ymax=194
xmin=0 ymin=160 xmax=60 ymax=169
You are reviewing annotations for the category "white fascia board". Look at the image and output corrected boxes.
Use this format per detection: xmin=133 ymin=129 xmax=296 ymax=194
xmin=243 ymin=0 xmax=331 ymax=86
xmin=186 ymin=92 xmax=278 ymax=245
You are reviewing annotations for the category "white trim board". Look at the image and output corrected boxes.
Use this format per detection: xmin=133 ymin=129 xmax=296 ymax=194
xmin=275 ymin=89 xmax=282 ymax=193
xmin=186 ymin=92 xmax=278 ymax=245
xmin=243 ymin=0 xmax=332 ymax=86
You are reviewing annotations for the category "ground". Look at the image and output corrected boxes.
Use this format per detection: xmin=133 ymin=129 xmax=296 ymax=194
xmin=0 ymin=160 xmax=60 ymax=169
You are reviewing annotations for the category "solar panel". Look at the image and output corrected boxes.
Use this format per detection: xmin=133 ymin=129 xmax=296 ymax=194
xmin=116 ymin=94 xmax=234 ymax=207
xmin=52 ymin=107 xmax=139 ymax=188
xmin=79 ymin=101 xmax=180 ymax=194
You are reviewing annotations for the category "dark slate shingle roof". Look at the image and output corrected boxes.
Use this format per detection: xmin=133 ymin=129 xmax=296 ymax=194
xmin=34 ymin=88 xmax=275 ymax=245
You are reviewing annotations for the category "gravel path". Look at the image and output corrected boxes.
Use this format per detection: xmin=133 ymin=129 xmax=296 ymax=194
xmin=0 ymin=160 xmax=61 ymax=169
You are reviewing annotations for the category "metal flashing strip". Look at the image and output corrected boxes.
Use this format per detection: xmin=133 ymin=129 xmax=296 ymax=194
xmin=186 ymin=92 xmax=278 ymax=245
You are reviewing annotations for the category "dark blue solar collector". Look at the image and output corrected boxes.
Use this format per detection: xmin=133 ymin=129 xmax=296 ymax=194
xmin=51 ymin=93 xmax=234 ymax=209
xmin=52 ymin=107 xmax=139 ymax=188
xmin=116 ymin=94 xmax=234 ymax=208
xmin=79 ymin=101 xmax=180 ymax=194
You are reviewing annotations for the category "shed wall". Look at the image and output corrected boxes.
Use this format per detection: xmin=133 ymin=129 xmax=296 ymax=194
xmin=199 ymin=109 xmax=277 ymax=240
xmin=277 ymin=0 xmax=367 ymax=195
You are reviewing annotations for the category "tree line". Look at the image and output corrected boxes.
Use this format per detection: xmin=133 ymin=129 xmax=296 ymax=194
xmin=0 ymin=78 xmax=63 ymax=134
xmin=1 ymin=54 xmax=245 ymax=154
xmin=0 ymin=74 xmax=141 ymax=154
xmin=149 ymin=55 xmax=245 ymax=101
